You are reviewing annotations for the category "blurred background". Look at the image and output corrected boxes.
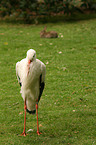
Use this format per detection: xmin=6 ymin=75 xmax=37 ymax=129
xmin=0 ymin=0 xmax=96 ymax=24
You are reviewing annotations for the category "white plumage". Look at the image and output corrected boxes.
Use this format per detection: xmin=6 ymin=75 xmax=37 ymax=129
xmin=16 ymin=49 xmax=46 ymax=136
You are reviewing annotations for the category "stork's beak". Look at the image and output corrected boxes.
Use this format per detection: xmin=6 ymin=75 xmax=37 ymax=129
xmin=28 ymin=60 xmax=32 ymax=64
xmin=27 ymin=60 xmax=32 ymax=76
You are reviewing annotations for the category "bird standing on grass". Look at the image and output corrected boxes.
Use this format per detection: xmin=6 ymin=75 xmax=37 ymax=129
xmin=16 ymin=49 xmax=46 ymax=136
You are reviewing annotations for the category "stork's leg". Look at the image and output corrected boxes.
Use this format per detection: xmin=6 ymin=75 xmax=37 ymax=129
xmin=36 ymin=103 xmax=41 ymax=135
xmin=21 ymin=99 xmax=28 ymax=136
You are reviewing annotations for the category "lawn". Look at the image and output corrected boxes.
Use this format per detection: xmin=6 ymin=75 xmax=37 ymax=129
xmin=0 ymin=17 xmax=96 ymax=145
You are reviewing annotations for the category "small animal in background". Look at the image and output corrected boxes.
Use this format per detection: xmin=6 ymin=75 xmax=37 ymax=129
xmin=40 ymin=26 xmax=58 ymax=38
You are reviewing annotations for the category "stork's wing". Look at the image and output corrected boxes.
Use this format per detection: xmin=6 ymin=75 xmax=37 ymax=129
xmin=38 ymin=61 xmax=46 ymax=102
xmin=41 ymin=62 xmax=46 ymax=83
xmin=16 ymin=58 xmax=26 ymax=87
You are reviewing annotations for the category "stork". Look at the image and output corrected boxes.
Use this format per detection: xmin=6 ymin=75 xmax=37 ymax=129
xmin=16 ymin=49 xmax=46 ymax=136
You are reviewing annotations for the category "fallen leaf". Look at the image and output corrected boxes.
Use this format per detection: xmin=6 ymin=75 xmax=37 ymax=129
xmin=72 ymin=91 xmax=76 ymax=94
xmin=46 ymin=61 xmax=49 ymax=64
xmin=19 ymin=112 xmax=23 ymax=115
xmin=58 ymin=51 xmax=62 ymax=54
xmin=0 ymin=33 xmax=4 ymax=35
xmin=63 ymin=67 xmax=67 ymax=71
xmin=39 ymin=124 xmax=42 ymax=127
xmin=27 ymin=129 xmax=33 ymax=132
xmin=39 ymin=44 xmax=42 ymax=46
xmin=20 ymin=31 xmax=23 ymax=33
xmin=61 ymin=35 xmax=63 ymax=38
xmin=4 ymin=42 xmax=8 ymax=45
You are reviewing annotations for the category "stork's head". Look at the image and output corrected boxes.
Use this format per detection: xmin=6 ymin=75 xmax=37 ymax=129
xmin=27 ymin=49 xmax=36 ymax=76
xmin=27 ymin=49 xmax=36 ymax=64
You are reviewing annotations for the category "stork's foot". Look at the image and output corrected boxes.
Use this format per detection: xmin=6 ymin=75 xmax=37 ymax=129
xmin=37 ymin=131 xmax=42 ymax=135
xmin=21 ymin=131 xmax=28 ymax=136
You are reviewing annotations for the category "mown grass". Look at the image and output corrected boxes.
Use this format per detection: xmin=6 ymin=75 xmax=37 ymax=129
xmin=0 ymin=17 xmax=96 ymax=145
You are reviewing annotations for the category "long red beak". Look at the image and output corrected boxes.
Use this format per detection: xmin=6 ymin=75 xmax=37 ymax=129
xmin=28 ymin=60 xmax=32 ymax=64
xmin=27 ymin=60 xmax=32 ymax=76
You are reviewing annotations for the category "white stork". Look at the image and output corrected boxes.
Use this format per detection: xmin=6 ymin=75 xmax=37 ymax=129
xmin=16 ymin=49 xmax=46 ymax=136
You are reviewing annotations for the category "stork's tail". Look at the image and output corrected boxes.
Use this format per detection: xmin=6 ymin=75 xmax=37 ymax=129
xmin=26 ymin=109 xmax=36 ymax=114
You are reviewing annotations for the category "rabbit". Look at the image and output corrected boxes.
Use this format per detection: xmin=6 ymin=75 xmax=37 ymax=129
xmin=40 ymin=26 xmax=58 ymax=38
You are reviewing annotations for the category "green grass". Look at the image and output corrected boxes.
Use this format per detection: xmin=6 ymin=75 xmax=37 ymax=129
xmin=0 ymin=18 xmax=96 ymax=145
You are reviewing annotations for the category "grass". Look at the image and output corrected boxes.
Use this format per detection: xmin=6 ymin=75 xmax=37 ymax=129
xmin=0 ymin=17 xmax=96 ymax=145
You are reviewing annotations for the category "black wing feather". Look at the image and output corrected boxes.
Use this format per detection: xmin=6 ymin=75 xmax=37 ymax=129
xmin=38 ymin=74 xmax=45 ymax=102
xmin=17 ymin=75 xmax=22 ymax=86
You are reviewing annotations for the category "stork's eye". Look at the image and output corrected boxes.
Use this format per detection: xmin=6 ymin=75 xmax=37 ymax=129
xmin=33 ymin=54 xmax=35 ymax=58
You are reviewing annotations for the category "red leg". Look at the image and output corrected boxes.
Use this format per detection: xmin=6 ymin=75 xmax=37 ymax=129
xmin=21 ymin=99 xmax=28 ymax=136
xmin=36 ymin=103 xmax=42 ymax=135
